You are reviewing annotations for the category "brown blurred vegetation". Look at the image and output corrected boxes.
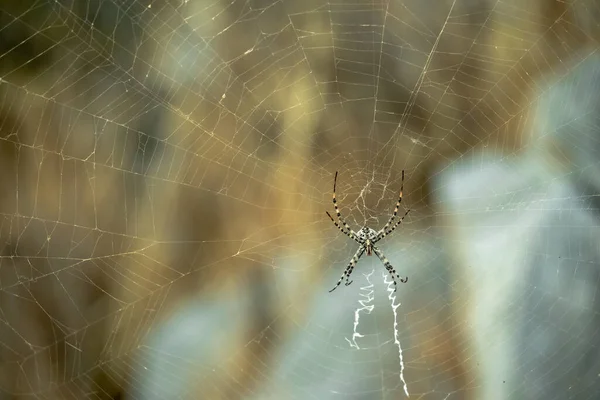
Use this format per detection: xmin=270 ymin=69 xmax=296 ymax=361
xmin=0 ymin=0 xmax=599 ymax=398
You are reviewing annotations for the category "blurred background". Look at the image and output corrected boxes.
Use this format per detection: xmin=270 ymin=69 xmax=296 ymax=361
xmin=1 ymin=0 xmax=600 ymax=399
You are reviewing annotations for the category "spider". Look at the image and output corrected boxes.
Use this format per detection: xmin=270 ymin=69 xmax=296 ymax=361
xmin=326 ymin=170 xmax=410 ymax=293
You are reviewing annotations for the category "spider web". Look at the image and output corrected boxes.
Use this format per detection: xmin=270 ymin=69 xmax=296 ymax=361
xmin=0 ymin=0 xmax=599 ymax=399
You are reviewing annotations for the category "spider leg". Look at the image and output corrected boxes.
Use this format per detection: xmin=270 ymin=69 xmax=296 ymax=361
xmin=331 ymin=171 xmax=361 ymax=240
xmin=329 ymin=247 xmax=365 ymax=293
xmin=376 ymin=209 xmax=410 ymax=241
xmin=326 ymin=211 xmax=361 ymax=244
xmin=376 ymin=170 xmax=405 ymax=238
xmin=372 ymin=246 xmax=408 ymax=292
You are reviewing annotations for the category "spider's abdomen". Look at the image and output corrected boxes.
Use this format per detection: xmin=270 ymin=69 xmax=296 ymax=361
xmin=358 ymin=227 xmax=378 ymax=240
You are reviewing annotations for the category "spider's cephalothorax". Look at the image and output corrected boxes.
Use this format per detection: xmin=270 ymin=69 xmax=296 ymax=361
xmin=326 ymin=171 xmax=411 ymax=293
xmin=358 ymin=227 xmax=378 ymax=256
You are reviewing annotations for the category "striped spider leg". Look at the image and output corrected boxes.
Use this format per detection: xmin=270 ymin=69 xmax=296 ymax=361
xmin=326 ymin=171 xmax=410 ymax=293
xmin=373 ymin=246 xmax=409 ymax=288
xmin=375 ymin=170 xmax=411 ymax=241
xmin=328 ymin=247 xmax=365 ymax=292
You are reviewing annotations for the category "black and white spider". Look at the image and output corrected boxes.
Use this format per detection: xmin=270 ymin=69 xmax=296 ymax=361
xmin=326 ymin=170 xmax=410 ymax=293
